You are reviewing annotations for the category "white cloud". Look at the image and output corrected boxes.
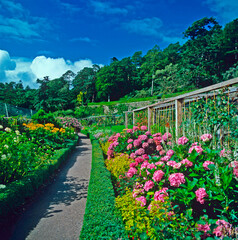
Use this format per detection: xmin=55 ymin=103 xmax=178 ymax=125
xmin=122 ymin=17 xmax=163 ymax=37
xmin=30 ymin=56 xmax=94 ymax=80
xmin=70 ymin=37 xmax=93 ymax=43
xmin=1 ymin=50 xmax=101 ymax=88
xmin=90 ymin=1 xmax=128 ymax=15
xmin=204 ymin=0 xmax=238 ymax=23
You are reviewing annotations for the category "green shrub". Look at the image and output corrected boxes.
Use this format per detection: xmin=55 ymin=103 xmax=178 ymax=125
xmin=80 ymin=140 xmax=128 ymax=240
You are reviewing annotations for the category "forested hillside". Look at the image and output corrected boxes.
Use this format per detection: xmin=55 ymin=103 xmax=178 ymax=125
xmin=1 ymin=17 xmax=238 ymax=112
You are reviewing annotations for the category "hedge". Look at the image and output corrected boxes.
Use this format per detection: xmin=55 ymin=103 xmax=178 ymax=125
xmin=0 ymin=137 xmax=78 ymax=219
xmin=80 ymin=138 xmax=128 ymax=240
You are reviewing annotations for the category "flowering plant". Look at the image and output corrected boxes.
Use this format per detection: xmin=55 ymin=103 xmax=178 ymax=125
xmin=105 ymin=127 xmax=238 ymax=239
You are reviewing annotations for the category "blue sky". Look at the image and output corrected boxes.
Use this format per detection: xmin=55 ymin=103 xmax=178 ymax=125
xmin=0 ymin=0 xmax=238 ymax=87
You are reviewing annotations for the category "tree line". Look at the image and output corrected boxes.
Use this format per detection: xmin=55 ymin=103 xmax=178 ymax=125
xmin=1 ymin=17 xmax=238 ymax=112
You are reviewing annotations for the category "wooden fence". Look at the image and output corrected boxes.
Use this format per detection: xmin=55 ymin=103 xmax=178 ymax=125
xmin=125 ymin=78 xmax=238 ymax=149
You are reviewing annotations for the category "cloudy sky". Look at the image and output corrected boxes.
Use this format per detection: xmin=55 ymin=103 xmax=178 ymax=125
xmin=0 ymin=0 xmax=238 ymax=87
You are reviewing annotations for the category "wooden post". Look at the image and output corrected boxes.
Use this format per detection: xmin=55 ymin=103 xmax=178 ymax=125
xmin=125 ymin=111 xmax=128 ymax=129
xmin=133 ymin=111 xmax=135 ymax=127
xmin=148 ymin=107 xmax=153 ymax=132
xmin=175 ymin=99 xmax=183 ymax=139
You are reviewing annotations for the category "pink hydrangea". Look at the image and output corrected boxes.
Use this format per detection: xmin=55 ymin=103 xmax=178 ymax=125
xmin=167 ymin=141 xmax=172 ymax=146
xmin=233 ymin=167 xmax=238 ymax=178
xmin=135 ymin=157 xmax=144 ymax=164
xmin=142 ymin=142 xmax=149 ymax=149
xmin=200 ymin=134 xmax=212 ymax=142
xmin=147 ymin=163 xmax=156 ymax=170
xmin=130 ymin=162 xmax=138 ymax=168
xmin=220 ymin=148 xmax=226 ymax=157
xmin=138 ymin=134 xmax=148 ymax=141
xmin=152 ymin=133 xmax=162 ymax=137
xmin=162 ymin=132 xmax=172 ymax=141
xmin=203 ymin=161 xmax=215 ymax=170
xmin=141 ymin=161 xmax=149 ymax=169
xmin=126 ymin=167 xmax=137 ymax=178
xmin=144 ymin=180 xmax=154 ymax=191
xmin=133 ymin=126 xmax=139 ymax=131
xmin=156 ymin=145 xmax=163 ymax=151
xmin=161 ymin=156 xmax=170 ymax=161
xmin=173 ymin=162 xmax=181 ymax=169
xmin=152 ymin=170 xmax=165 ymax=182
xmin=107 ymin=150 xmax=114 ymax=158
xmin=127 ymin=144 xmax=133 ymax=150
xmin=213 ymin=220 xmax=232 ymax=237
xmin=197 ymin=223 xmax=210 ymax=233
xmin=130 ymin=153 xmax=136 ymax=159
xmin=142 ymin=154 xmax=149 ymax=160
xmin=140 ymin=125 xmax=147 ymax=131
xmin=133 ymin=139 xmax=142 ymax=148
xmin=135 ymin=148 xmax=145 ymax=156
xmin=113 ymin=141 xmax=119 ymax=147
xmin=147 ymin=139 xmax=154 ymax=144
xmin=167 ymin=161 xmax=177 ymax=167
xmin=154 ymin=188 xmax=168 ymax=202
xmin=145 ymin=131 xmax=151 ymax=136
xmin=159 ymin=150 xmax=166 ymax=156
xmin=181 ymin=158 xmax=193 ymax=167
xmin=155 ymin=161 xmax=165 ymax=167
xmin=168 ymin=173 xmax=185 ymax=187
xmin=127 ymin=139 xmax=133 ymax=143
xmin=133 ymin=188 xmax=145 ymax=198
xmin=189 ymin=145 xmax=203 ymax=155
xmin=136 ymin=196 xmax=146 ymax=207
xmin=126 ymin=129 xmax=133 ymax=133
xmin=177 ymin=136 xmax=189 ymax=145
xmin=195 ymin=188 xmax=208 ymax=204
xmin=166 ymin=149 xmax=174 ymax=157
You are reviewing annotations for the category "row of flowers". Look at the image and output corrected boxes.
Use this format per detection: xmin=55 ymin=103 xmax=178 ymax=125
xmin=0 ymin=119 xmax=77 ymax=185
xmin=103 ymin=125 xmax=238 ymax=239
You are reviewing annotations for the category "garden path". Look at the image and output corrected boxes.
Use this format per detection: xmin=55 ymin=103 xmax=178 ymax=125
xmin=9 ymin=133 xmax=92 ymax=240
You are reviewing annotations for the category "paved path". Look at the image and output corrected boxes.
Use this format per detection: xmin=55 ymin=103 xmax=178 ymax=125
xmin=9 ymin=134 xmax=92 ymax=240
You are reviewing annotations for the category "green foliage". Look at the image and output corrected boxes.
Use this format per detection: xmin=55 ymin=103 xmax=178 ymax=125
xmin=31 ymin=109 xmax=58 ymax=126
xmin=80 ymin=140 xmax=127 ymax=239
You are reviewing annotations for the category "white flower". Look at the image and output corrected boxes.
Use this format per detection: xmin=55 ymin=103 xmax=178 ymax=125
xmin=0 ymin=125 xmax=3 ymax=129
xmin=1 ymin=154 xmax=7 ymax=160
xmin=5 ymin=127 xmax=11 ymax=132
xmin=15 ymin=130 xmax=20 ymax=135
xmin=4 ymin=145 xmax=9 ymax=149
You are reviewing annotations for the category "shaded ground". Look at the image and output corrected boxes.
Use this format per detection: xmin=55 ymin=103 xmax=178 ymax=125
xmin=2 ymin=133 xmax=92 ymax=240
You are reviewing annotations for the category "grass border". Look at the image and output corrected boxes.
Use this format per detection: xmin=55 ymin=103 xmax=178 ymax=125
xmin=0 ymin=137 xmax=78 ymax=219
xmin=79 ymin=136 xmax=128 ymax=240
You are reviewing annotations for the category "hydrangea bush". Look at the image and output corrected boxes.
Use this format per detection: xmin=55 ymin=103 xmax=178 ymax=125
xmin=104 ymin=125 xmax=238 ymax=239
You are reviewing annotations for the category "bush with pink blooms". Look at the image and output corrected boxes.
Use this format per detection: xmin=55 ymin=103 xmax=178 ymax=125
xmin=104 ymin=127 xmax=238 ymax=239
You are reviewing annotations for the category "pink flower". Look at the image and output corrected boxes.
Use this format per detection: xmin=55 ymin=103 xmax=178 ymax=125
xmin=154 ymin=188 xmax=168 ymax=202
xmin=200 ymin=134 xmax=212 ymax=142
xmin=147 ymin=139 xmax=154 ymax=144
xmin=135 ymin=157 xmax=144 ymax=163
xmin=135 ymin=148 xmax=145 ymax=156
xmin=167 ymin=161 xmax=177 ymax=167
xmin=197 ymin=223 xmax=210 ymax=233
xmin=168 ymin=173 xmax=185 ymax=187
xmin=152 ymin=170 xmax=165 ymax=182
xmin=126 ymin=129 xmax=133 ymax=133
xmin=133 ymin=126 xmax=139 ymax=131
xmin=189 ymin=145 xmax=203 ymax=155
xmin=127 ymin=144 xmax=133 ymax=150
xmin=152 ymin=133 xmax=162 ymax=137
xmin=113 ymin=141 xmax=119 ymax=147
xmin=127 ymin=138 xmax=133 ymax=143
xmin=213 ymin=220 xmax=232 ymax=237
xmin=162 ymin=133 xmax=172 ymax=141
xmin=136 ymin=196 xmax=146 ymax=207
xmin=144 ymin=180 xmax=154 ymax=191
xmin=138 ymin=134 xmax=148 ymax=141
xmin=133 ymin=139 xmax=142 ymax=148
xmin=173 ymin=162 xmax=181 ymax=169
xmin=140 ymin=125 xmax=147 ymax=131
xmin=155 ymin=161 xmax=165 ymax=167
xmin=181 ymin=158 xmax=193 ymax=167
xmin=130 ymin=162 xmax=138 ymax=168
xmin=167 ymin=141 xmax=172 ymax=146
xmin=107 ymin=150 xmax=114 ymax=158
xmin=159 ymin=150 xmax=166 ymax=156
xmin=177 ymin=136 xmax=189 ymax=145
xmin=141 ymin=161 xmax=149 ymax=169
xmin=147 ymin=163 xmax=156 ymax=170
xmin=203 ymin=161 xmax=215 ymax=170
xmin=142 ymin=142 xmax=149 ymax=149
xmin=145 ymin=131 xmax=151 ymax=136
xmin=160 ymin=156 xmax=170 ymax=161
xmin=166 ymin=149 xmax=174 ymax=157
xmin=142 ymin=154 xmax=149 ymax=160
xmin=195 ymin=188 xmax=208 ymax=204
xmin=126 ymin=167 xmax=137 ymax=178
xmin=233 ymin=167 xmax=238 ymax=178
xmin=130 ymin=153 xmax=136 ymax=159
xmin=156 ymin=145 xmax=163 ymax=151
xmin=220 ymin=148 xmax=225 ymax=157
